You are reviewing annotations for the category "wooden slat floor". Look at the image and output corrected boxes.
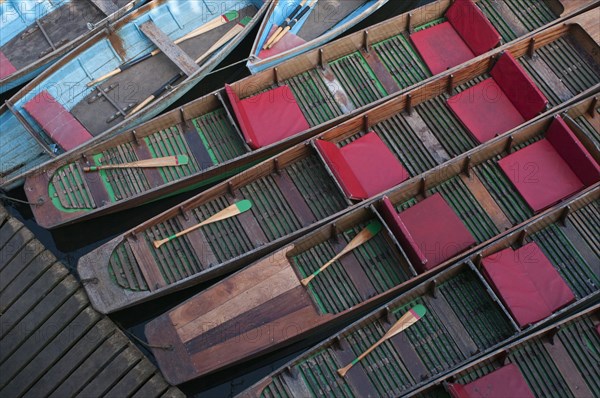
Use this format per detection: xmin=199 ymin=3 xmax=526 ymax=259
xmin=0 ymin=205 xmax=184 ymax=398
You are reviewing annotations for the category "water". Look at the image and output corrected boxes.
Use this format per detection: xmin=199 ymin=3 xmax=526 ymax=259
xmin=1 ymin=1 xmax=431 ymax=395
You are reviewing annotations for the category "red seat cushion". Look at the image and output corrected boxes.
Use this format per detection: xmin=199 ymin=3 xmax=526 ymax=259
xmin=482 ymin=243 xmax=575 ymax=328
xmin=315 ymin=132 xmax=409 ymax=200
xmin=410 ymin=22 xmax=475 ymax=75
xmin=23 ymin=91 xmax=93 ymax=151
xmin=498 ymin=138 xmax=584 ymax=213
xmin=225 ymin=84 xmax=310 ymax=150
xmin=490 ymin=52 xmax=548 ymax=120
xmin=546 ymin=116 xmax=600 ymax=186
xmin=448 ymin=78 xmax=525 ymax=143
xmin=258 ymin=26 xmax=307 ymax=59
xmin=448 ymin=364 xmax=535 ymax=398
xmin=381 ymin=193 xmax=476 ymax=273
xmin=0 ymin=51 xmax=17 ymax=79
xmin=446 ymin=0 xmax=501 ymax=55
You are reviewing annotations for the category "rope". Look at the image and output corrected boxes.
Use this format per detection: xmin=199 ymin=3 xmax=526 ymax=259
xmin=124 ymin=329 xmax=174 ymax=351
xmin=0 ymin=194 xmax=42 ymax=206
xmin=206 ymin=56 xmax=251 ymax=76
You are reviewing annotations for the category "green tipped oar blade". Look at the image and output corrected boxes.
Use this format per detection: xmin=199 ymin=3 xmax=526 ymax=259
xmin=153 ymin=200 xmax=252 ymax=248
xmin=223 ymin=10 xmax=239 ymax=22
xmin=301 ymin=220 xmax=382 ymax=286
xmin=337 ymin=305 xmax=426 ymax=377
xmin=175 ymin=155 xmax=189 ymax=166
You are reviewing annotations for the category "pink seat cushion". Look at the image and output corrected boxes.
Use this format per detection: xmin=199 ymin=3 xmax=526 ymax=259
xmin=546 ymin=116 xmax=600 ymax=186
xmin=225 ymin=84 xmax=310 ymax=150
xmin=382 ymin=193 xmax=476 ymax=273
xmin=490 ymin=52 xmax=548 ymax=120
xmin=446 ymin=0 xmax=501 ymax=55
xmin=0 ymin=51 xmax=17 ymax=79
xmin=410 ymin=22 xmax=475 ymax=75
xmin=448 ymin=364 xmax=535 ymax=398
xmin=315 ymin=132 xmax=409 ymax=200
xmin=448 ymin=78 xmax=525 ymax=143
xmin=482 ymin=243 xmax=575 ymax=328
xmin=498 ymin=139 xmax=584 ymax=213
xmin=258 ymin=26 xmax=307 ymax=59
xmin=23 ymin=91 xmax=93 ymax=151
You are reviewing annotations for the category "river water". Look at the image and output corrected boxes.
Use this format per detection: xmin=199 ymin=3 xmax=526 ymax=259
xmin=2 ymin=1 xmax=431 ymax=395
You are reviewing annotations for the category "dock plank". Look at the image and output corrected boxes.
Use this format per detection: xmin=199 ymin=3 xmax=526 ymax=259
xmin=0 ymin=206 xmax=183 ymax=397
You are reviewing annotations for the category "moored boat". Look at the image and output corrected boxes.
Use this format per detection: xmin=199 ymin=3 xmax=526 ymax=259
xmin=0 ymin=0 xmax=145 ymax=94
xmin=23 ymin=6 xmax=600 ymax=228
xmin=0 ymin=0 xmax=269 ymax=189
xmin=77 ymin=80 xmax=600 ymax=316
xmin=246 ymin=0 xmax=389 ymax=73
xmin=411 ymin=305 xmax=599 ymax=398
xmin=143 ymin=95 xmax=600 ymax=383
xmin=237 ymin=190 xmax=599 ymax=397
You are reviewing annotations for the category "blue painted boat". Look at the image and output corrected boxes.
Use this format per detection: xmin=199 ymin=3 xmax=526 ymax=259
xmin=247 ymin=0 xmax=389 ymax=73
xmin=0 ymin=0 xmax=270 ymax=190
xmin=0 ymin=0 xmax=146 ymax=94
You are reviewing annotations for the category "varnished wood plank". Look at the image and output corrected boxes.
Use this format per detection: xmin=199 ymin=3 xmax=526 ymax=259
xmin=26 ymin=318 xmax=117 ymax=397
xmin=177 ymin=265 xmax=300 ymax=343
xmin=0 ymin=218 xmax=29 ymax=263
xmin=543 ymin=338 xmax=594 ymax=398
xmin=488 ymin=0 xmax=529 ymax=37
xmin=272 ymin=170 xmax=317 ymax=226
xmin=560 ymin=218 xmax=599 ymax=267
xmin=361 ymin=48 xmax=401 ymax=95
xmin=0 ymin=260 xmax=66 ymax=334
xmin=460 ymin=173 xmax=513 ymax=232
xmin=140 ymin=21 xmax=199 ymax=77
xmin=127 ymin=236 xmax=165 ymax=291
xmin=179 ymin=120 xmax=215 ymax=170
xmin=175 ymin=213 xmax=218 ymax=269
xmin=407 ymin=111 xmax=451 ymax=164
xmin=0 ymin=306 xmax=101 ymax=397
xmin=131 ymin=140 xmax=165 ymax=188
xmin=230 ymin=192 xmax=269 ymax=248
xmin=81 ymin=163 xmax=112 ymax=207
xmin=169 ymin=249 xmax=292 ymax=329
xmin=48 ymin=332 xmax=130 ymax=398
xmin=525 ymin=55 xmax=573 ymax=103
xmin=281 ymin=369 xmax=312 ymax=397
xmin=184 ymin=286 xmax=309 ymax=352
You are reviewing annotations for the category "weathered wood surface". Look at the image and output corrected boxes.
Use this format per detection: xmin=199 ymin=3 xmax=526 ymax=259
xmin=0 ymin=205 xmax=183 ymax=398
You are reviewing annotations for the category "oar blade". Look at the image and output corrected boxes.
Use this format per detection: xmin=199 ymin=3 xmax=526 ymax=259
xmin=387 ymin=305 xmax=427 ymax=339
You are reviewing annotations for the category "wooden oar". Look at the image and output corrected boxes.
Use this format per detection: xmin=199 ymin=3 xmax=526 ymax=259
xmin=195 ymin=16 xmax=252 ymax=64
xmin=301 ymin=221 xmax=382 ymax=286
xmin=263 ymin=0 xmax=308 ymax=50
xmin=83 ymin=155 xmax=189 ymax=172
xmin=268 ymin=0 xmax=318 ymax=49
xmin=127 ymin=17 xmax=251 ymax=117
xmin=153 ymin=200 xmax=252 ymax=249
xmin=127 ymin=72 xmax=184 ymax=116
xmin=87 ymin=10 xmax=240 ymax=87
xmin=337 ymin=305 xmax=427 ymax=377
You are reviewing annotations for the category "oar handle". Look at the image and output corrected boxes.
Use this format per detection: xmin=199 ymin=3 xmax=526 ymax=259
xmin=154 ymin=219 xmax=209 ymax=249
xmin=300 ymin=253 xmax=341 ymax=286
xmin=338 ymin=339 xmax=383 ymax=377
xmin=128 ymin=72 xmax=183 ymax=116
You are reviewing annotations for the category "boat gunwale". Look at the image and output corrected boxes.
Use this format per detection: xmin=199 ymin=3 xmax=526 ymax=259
xmin=22 ymin=8 xmax=600 ymax=228
xmin=239 ymin=188 xmax=600 ymax=397
xmin=6 ymin=0 xmax=598 ymax=191
xmin=77 ymin=92 xmax=600 ymax=314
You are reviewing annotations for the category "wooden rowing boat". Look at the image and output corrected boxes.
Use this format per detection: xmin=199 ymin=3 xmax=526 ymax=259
xmin=0 ymin=0 xmax=145 ymax=94
xmin=0 ymin=0 xmax=269 ymax=189
xmin=246 ymin=0 xmax=389 ymax=74
xmin=411 ymin=304 xmax=599 ymax=398
xmin=142 ymin=94 xmax=600 ymax=383
xmin=77 ymin=76 xmax=600 ymax=316
xmin=23 ymin=6 xmax=600 ymax=228
xmin=240 ymin=288 xmax=600 ymax=398
xmin=6 ymin=0 xmax=595 ymax=192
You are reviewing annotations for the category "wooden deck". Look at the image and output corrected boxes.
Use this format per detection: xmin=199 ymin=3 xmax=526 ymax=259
xmin=0 ymin=205 xmax=184 ymax=398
